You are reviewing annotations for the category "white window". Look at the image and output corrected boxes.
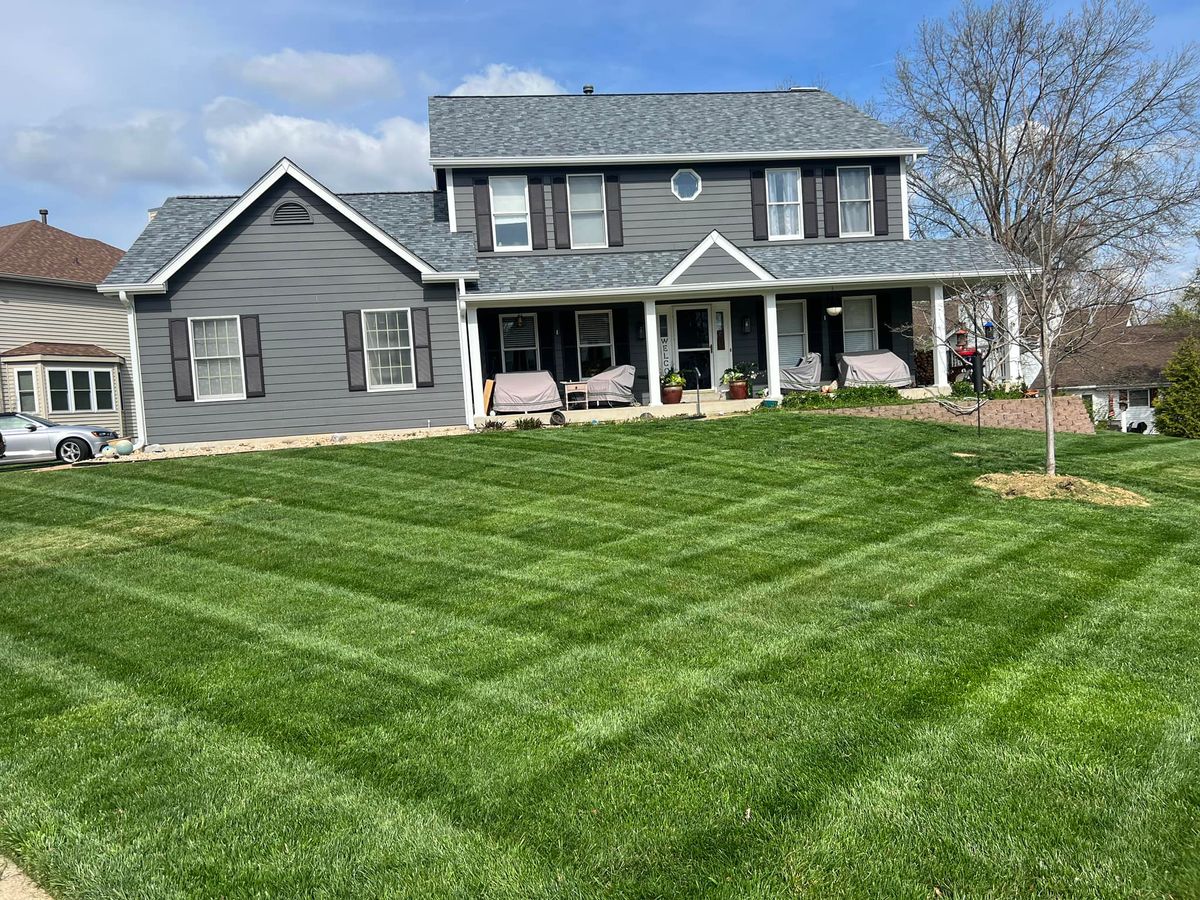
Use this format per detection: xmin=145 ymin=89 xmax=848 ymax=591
xmin=837 ymin=166 xmax=873 ymax=236
xmin=189 ymin=316 xmax=245 ymax=402
xmin=500 ymin=313 xmax=540 ymax=372
xmin=489 ymin=175 xmax=531 ymax=251
xmin=46 ymin=368 xmax=115 ymax=412
xmin=576 ymin=309 xmax=615 ymax=378
xmin=362 ymin=309 xmax=415 ymax=391
xmin=567 ymin=174 xmax=608 ymax=249
xmin=842 ymin=296 xmax=878 ymax=352
xmin=777 ymin=300 xmax=809 ymax=365
xmin=671 ymin=168 xmax=702 ymax=201
xmin=766 ymin=169 xmax=803 ymax=239
xmin=14 ymin=368 xmax=37 ymax=413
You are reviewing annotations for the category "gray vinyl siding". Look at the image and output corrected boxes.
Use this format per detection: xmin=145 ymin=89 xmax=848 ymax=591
xmin=0 ymin=278 xmax=133 ymax=435
xmin=674 ymin=246 xmax=762 ymax=285
xmin=135 ymin=177 xmax=465 ymax=444
xmin=452 ymin=159 xmax=904 ymax=258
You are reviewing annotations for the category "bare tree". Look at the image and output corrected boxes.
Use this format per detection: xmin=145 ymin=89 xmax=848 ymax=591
xmin=889 ymin=0 xmax=1200 ymax=473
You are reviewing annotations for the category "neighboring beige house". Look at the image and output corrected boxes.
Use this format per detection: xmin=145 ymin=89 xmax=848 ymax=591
xmin=0 ymin=212 xmax=130 ymax=435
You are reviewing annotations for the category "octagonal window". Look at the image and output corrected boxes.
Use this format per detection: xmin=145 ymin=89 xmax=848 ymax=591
xmin=671 ymin=168 xmax=702 ymax=201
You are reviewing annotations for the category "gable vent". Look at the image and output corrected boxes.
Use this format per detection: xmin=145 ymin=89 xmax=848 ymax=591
xmin=272 ymin=201 xmax=313 ymax=225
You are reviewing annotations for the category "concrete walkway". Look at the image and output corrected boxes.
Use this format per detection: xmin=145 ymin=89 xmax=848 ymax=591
xmin=0 ymin=857 xmax=50 ymax=900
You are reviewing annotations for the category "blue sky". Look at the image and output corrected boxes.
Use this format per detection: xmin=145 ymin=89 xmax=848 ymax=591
xmin=2 ymin=0 xmax=1197 ymax=257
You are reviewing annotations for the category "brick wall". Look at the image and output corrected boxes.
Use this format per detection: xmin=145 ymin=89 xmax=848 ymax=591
xmin=808 ymin=396 xmax=1094 ymax=435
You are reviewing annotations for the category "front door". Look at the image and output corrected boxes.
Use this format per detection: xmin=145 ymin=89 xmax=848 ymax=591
xmin=675 ymin=307 xmax=713 ymax=389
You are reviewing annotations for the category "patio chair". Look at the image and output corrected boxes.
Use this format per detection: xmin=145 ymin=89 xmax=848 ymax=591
xmin=780 ymin=352 xmax=823 ymax=392
xmin=490 ymin=371 xmax=564 ymax=414
xmin=585 ymin=364 xmax=638 ymax=406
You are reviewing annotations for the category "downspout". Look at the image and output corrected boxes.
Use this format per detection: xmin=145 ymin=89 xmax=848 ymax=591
xmin=455 ymin=278 xmax=476 ymax=430
xmin=118 ymin=290 xmax=148 ymax=450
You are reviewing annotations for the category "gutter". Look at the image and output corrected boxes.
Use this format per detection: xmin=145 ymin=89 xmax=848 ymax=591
xmin=117 ymin=290 xmax=148 ymax=450
xmin=430 ymin=147 xmax=930 ymax=168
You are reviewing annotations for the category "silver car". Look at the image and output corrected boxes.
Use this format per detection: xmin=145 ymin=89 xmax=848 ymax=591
xmin=0 ymin=412 xmax=118 ymax=464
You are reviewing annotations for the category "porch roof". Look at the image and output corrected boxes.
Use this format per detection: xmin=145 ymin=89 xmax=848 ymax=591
xmin=471 ymin=236 xmax=1025 ymax=301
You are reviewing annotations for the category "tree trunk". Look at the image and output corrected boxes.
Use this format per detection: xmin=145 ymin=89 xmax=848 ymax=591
xmin=1040 ymin=339 xmax=1057 ymax=476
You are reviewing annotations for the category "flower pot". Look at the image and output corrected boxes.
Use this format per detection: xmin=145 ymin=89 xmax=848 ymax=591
xmin=661 ymin=385 xmax=684 ymax=404
xmin=726 ymin=380 xmax=750 ymax=400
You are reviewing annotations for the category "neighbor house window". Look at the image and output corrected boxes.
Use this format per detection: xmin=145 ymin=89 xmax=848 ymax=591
xmin=46 ymin=368 xmax=115 ymax=412
xmin=1119 ymin=388 xmax=1156 ymax=407
xmin=567 ymin=174 xmax=608 ymax=248
xmin=766 ymin=169 xmax=803 ymax=239
xmin=15 ymin=368 xmax=37 ymax=412
xmin=842 ymin=296 xmax=878 ymax=352
xmin=189 ymin=316 xmax=245 ymax=402
xmin=362 ymin=308 xmax=415 ymax=391
xmin=777 ymin=300 xmax=809 ymax=365
xmin=576 ymin=310 xmax=615 ymax=378
xmin=837 ymin=166 xmax=873 ymax=236
xmin=489 ymin=175 xmax=531 ymax=251
xmin=500 ymin=313 xmax=539 ymax=372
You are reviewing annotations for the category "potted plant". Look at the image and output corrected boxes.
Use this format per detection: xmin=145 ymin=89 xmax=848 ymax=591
xmin=721 ymin=362 xmax=758 ymax=401
xmin=661 ymin=369 xmax=686 ymax=404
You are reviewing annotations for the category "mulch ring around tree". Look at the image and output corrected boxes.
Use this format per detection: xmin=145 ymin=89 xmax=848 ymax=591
xmin=974 ymin=472 xmax=1149 ymax=507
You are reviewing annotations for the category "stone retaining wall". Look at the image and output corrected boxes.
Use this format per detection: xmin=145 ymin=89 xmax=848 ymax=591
xmin=810 ymin=396 xmax=1094 ymax=435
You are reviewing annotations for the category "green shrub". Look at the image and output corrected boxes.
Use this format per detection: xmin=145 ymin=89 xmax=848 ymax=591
xmin=1155 ymin=336 xmax=1200 ymax=438
xmin=480 ymin=419 xmax=506 ymax=431
xmin=513 ymin=417 xmax=544 ymax=430
xmin=782 ymin=385 xmax=906 ymax=410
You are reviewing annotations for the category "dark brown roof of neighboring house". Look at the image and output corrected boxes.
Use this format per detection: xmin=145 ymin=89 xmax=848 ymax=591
xmin=0 ymin=341 xmax=122 ymax=360
xmin=0 ymin=220 xmax=124 ymax=284
xmin=1034 ymin=322 xmax=1198 ymax=389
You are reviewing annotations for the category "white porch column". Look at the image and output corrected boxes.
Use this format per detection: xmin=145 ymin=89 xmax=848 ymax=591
xmin=931 ymin=282 xmax=949 ymax=389
xmin=763 ymin=292 xmax=781 ymax=399
xmin=465 ymin=304 xmax=486 ymax=419
xmin=643 ymin=298 xmax=662 ymax=406
xmin=1003 ymin=281 xmax=1021 ymax=383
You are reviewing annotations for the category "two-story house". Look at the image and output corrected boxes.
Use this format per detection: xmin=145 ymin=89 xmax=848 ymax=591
xmin=101 ymin=88 xmax=1025 ymax=447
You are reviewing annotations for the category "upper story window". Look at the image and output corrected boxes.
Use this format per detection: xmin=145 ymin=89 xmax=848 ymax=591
xmin=567 ymin=174 xmax=608 ymax=248
xmin=766 ymin=169 xmax=803 ymax=239
xmin=837 ymin=166 xmax=873 ymax=236
xmin=362 ymin=308 xmax=415 ymax=391
xmin=190 ymin=316 xmax=246 ymax=402
xmin=489 ymin=175 xmax=531 ymax=251
xmin=671 ymin=168 xmax=702 ymax=201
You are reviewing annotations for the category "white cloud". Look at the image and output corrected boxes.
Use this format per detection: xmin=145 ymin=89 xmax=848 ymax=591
xmin=3 ymin=111 xmax=207 ymax=194
xmin=203 ymin=97 xmax=430 ymax=191
xmin=451 ymin=64 xmax=565 ymax=96
xmin=238 ymin=49 xmax=400 ymax=107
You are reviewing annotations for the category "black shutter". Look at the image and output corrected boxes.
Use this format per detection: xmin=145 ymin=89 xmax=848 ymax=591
xmin=551 ymin=176 xmax=571 ymax=249
xmin=822 ymin=168 xmax=840 ymax=238
xmin=872 ymin=165 xmax=889 ymax=236
xmin=167 ymin=318 xmax=193 ymax=402
xmin=528 ymin=177 xmax=548 ymax=250
xmin=801 ymin=169 xmax=819 ymax=239
xmin=604 ymin=174 xmax=624 ymax=247
xmin=750 ymin=169 xmax=768 ymax=241
xmin=240 ymin=315 xmax=265 ymax=398
xmin=472 ymin=178 xmax=493 ymax=252
xmin=412 ymin=307 xmax=434 ymax=388
xmin=343 ymin=311 xmax=367 ymax=392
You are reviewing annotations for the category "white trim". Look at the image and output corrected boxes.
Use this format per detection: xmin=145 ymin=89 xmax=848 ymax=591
xmin=643 ymin=299 xmax=662 ymax=407
xmin=0 ymin=354 xmax=122 ymax=365
xmin=455 ymin=282 xmax=474 ymax=426
xmin=763 ymin=293 xmax=781 ymax=399
xmin=1003 ymin=281 xmax=1022 ymax=382
xmin=931 ymin=283 xmax=949 ymax=388
xmin=566 ymin=173 xmax=609 ymax=249
xmin=361 ymin=307 xmax=417 ymax=392
xmin=45 ymin=366 xmax=118 ymax=414
xmin=465 ymin=304 xmax=485 ymax=419
xmin=499 ymin=312 xmax=541 ymax=372
xmin=13 ymin=367 xmax=38 ymax=413
xmin=423 ymin=271 xmax=480 ymax=283
xmin=119 ymin=292 xmax=147 ymax=447
xmin=489 ymin=174 xmax=533 ymax=252
xmin=765 ymin=168 xmax=804 ymax=241
xmin=575 ymin=308 xmax=615 ymax=377
xmin=429 ymin=148 xmax=929 ymax=168
xmin=836 ymin=165 xmax=874 ymax=237
xmin=670 ymin=168 xmax=703 ymax=202
xmin=900 ymin=156 xmax=912 ymax=240
xmin=98 ymin=283 xmax=167 ymax=295
xmin=446 ymin=167 xmax=457 ymax=233
xmin=659 ymin=230 xmax=774 ymax=286
xmin=841 ymin=295 xmax=878 ymax=351
xmin=187 ymin=315 xmax=247 ymax=403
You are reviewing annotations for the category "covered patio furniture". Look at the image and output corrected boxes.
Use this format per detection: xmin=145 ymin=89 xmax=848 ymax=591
xmin=586 ymin=364 xmax=637 ymax=406
xmin=780 ymin=352 xmax=823 ymax=392
xmin=490 ymin=371 xmax=564 ymax=414
xmin=837 ymin=350 xmax=914 ymax=388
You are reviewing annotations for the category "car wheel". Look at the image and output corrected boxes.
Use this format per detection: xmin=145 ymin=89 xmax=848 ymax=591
xmin=56 ymin=438 xmax=91 ymax=463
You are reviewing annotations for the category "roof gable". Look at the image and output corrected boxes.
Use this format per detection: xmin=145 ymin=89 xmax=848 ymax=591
xmin=660 ymin=232 xmax=773 ymax=286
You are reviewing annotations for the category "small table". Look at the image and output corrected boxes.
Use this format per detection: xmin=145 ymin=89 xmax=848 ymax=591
xmin=562 ymin=381 xmax=589 ymax=410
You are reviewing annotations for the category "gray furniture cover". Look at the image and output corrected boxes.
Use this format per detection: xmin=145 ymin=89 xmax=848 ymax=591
xmin=491 ymin=371 xmax=564 ymax=414
xmin=780 ymin=353 xmax=823 ymax=392
xmin=837 ymin=350 xmax=914 ymax=388
xmin=586 ymin=365 xmax=637 ymax=405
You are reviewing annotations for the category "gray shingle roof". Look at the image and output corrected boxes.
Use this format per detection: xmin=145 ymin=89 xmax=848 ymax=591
xmin=474 ymin=237 xmax=1021 ymax=295
xmin=103 ymin=191 xmax=475 ymax=286
xmin=429 ymin=90 xmax=921 ymax=161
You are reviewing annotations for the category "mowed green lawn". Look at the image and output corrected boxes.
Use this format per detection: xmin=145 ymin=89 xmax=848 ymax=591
xmin=2 ymin=413 xmax=1199 ymax=899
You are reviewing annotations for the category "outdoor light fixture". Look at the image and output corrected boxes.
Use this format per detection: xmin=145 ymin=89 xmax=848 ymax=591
xmin=742 ymin=316 xmax=751 ymax=334
xmin=515 ymin=314 xmax=525 ymax=328
xmin=984 ymin=321 xmax=995 ymax=341
xmin=826 ymin=306 xmax=842 ymax=317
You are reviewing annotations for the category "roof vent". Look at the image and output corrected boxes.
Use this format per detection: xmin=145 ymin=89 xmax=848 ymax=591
xmin=787 ymin=86 xmax=819 ymax=92
xmin=38 ymin=209 xmax=48 ymax=225
xmin=582 ymin=84 xmax=594 ymax=95
xmin=272 ymin=201 xmax=313 ymax=225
